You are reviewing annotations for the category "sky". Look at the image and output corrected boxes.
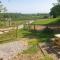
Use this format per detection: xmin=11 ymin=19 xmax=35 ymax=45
xmin=0 ymin=0 xmax=57 ymax=13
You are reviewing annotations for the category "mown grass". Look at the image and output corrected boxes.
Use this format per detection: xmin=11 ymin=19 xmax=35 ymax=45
xmin=32 ymin=18 xmax=60 ymax=25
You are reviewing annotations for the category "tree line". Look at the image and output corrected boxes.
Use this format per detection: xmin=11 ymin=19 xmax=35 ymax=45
xmin=0 ymin=13 xmax=48 ymax=20
xmin=0 ymin=1 xmax=49 ymax=20
xmin=1 ymin=0 xmax=60 ymax=20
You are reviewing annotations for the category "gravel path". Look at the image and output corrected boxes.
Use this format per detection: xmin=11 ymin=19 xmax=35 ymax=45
xmin=0 ymin=39 xmax=28 ymax=60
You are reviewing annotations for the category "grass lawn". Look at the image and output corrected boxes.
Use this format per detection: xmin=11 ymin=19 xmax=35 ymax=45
xmin=32 ymin=18 xmax=60 ymax=25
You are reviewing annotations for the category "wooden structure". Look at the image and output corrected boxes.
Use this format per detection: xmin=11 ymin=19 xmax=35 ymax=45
xmin=54 ymin=34 xmax=60 ymax=46
xmin=24 ymin=24 xmax=47 ymax=31
xmin=51 ymin=34 xmax=60 ymax=46
xmin=48 ymin=25 xmax=60 ymax=33
xmin=24 ymin=23 xmax=60 ymax=34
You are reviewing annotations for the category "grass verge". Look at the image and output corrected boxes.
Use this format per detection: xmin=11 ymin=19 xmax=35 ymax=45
xmin=32 ymin=18 xmax=60 ymax=25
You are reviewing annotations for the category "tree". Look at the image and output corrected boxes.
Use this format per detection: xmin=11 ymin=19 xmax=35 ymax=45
xmin=57 ymin=0 xmax=60 ymax=4
xmin=0 ymin=1 xmax=7 ymax=13
xmin=0 ymin=1 xmax=7 ymax=20
xmin=50 ymin=4 xmax=60 ymax=18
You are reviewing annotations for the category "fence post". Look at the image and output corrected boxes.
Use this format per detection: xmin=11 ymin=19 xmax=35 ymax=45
xmin=23 ymin=21 xmax=26 ymax=30
xmin=16 ymin=25 xmax=18 ymax=39
xmin=34 ymin=24 xmax=35 ymax=31
xmin=28 ymin=23 xmax=30 ymax=31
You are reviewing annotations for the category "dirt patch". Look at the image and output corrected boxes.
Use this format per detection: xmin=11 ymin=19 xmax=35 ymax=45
xmin=39 ymin=43 xmax=60 ymax=60
xmin=11 ymin=50 xmax=45 ymax=60
xmin=11 ymin=44 xmax=53 ymax=60
xmin=0 ymin=38 xmax=28 ymax=60
xmin=30 ymin=25 xmax=46 ymax=31
xmin=12 ymin=42 xmax=60 ymax=60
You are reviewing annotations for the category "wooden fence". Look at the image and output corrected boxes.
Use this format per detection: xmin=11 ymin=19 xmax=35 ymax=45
xmin=24 ymin=24 xmax=60 ymax=33
xmin=24 ymin=24 xmax=47 ymax=31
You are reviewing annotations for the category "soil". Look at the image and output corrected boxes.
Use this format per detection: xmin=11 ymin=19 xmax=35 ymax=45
xmin=12 ymin=42 xmax=60 ymax=60
xmin=0 ymin=38 xmax=28 ymax=60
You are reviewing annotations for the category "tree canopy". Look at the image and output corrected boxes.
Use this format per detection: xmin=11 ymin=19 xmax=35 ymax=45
xmin=0 ymin=1 xmax=7 ymax=13
xmin=50 ymin=4 xmax=60 ymax=18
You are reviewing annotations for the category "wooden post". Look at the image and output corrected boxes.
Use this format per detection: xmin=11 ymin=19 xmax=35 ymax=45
xmin=28 ymin=23 xmax=31 ymax=31
xmin=23 ymin=23 xmax=26 ymax=30
xmin=23 ymin=21 xmax=26 ymax=30
xmin=29 ymin=24 xmax=31 ymax=31
xmin=16 ymin=25 xmax=18 ymax=38
xmin=9 ymin=20 xmax=10 ymax=27
xmin=34 ymin=24 xmax=35 ymax=31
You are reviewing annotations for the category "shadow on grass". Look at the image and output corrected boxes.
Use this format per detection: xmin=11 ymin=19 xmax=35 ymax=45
xmin=19 ymin=28 xmax=54 ymax=43
xmin=32 ymin=28 xmax=54 ymax=43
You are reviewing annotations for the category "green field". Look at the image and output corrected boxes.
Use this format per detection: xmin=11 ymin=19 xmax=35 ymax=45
xmin=32 ymin=18 xmax=60 ymax=25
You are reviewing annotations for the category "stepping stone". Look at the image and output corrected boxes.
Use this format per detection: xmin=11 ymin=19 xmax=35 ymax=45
xmin=57 ymin=52 xmax=60 ymax=54
xmin=0 ymin=32 xmax=4 ymax=34
xmin=4 ymin=31 xmax=9 ymax=33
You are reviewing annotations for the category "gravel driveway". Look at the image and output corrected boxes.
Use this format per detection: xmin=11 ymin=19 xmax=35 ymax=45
xmin=0 ymin=39 xmax=28 ymax=60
